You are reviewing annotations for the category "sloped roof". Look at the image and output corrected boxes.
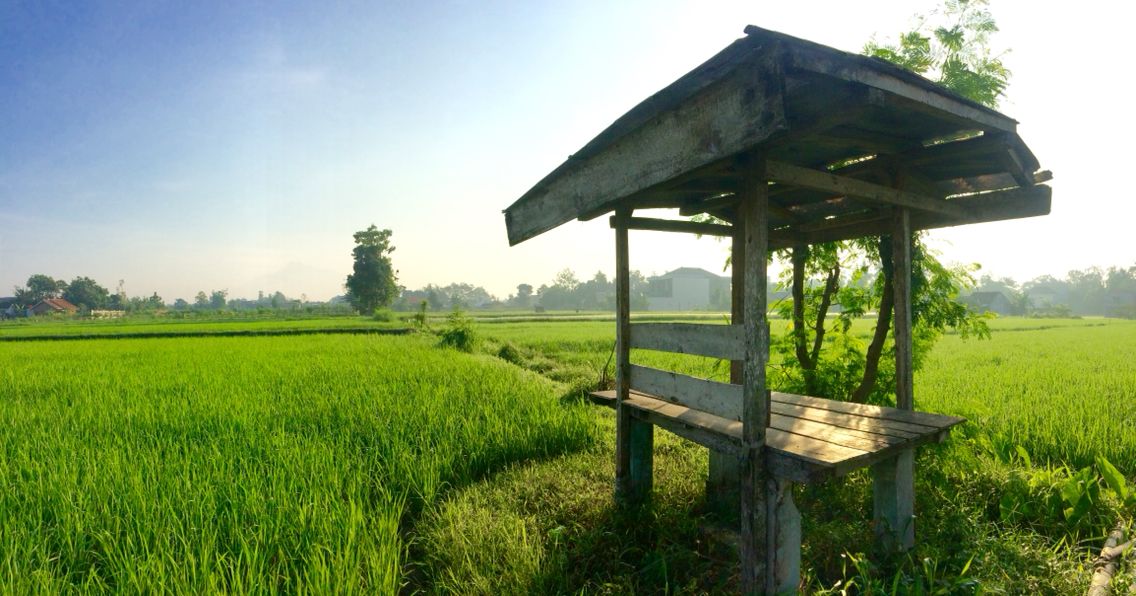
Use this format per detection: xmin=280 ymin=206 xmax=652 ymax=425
xmin=504 ymin=25 xmax=1049 ymax=247
xmin=34 ymin=298 xmax=78 ymax=311
xmin=964 ymin=291 xmax=1009 ymax=308
xmin=654 ymin=267 xmax=729 ymax=281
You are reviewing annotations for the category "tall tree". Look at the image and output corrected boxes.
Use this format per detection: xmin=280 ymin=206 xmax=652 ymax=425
xmin=773 ymin=0 xmax=1005 ymax=404
xmin=513 ymin=283 xmax=533 ymax=308
xmin=345 ymin=225 xmax=398 ymax=313
xmin=15 ymin=274 xmax=65 ymax=304
xmin=62 ymin=277 xmax=110 ymax=309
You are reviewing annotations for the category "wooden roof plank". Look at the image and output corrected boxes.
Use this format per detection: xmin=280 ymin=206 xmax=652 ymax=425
xmin=505 ymin=52 xmax=789 ymax=245
xmin=770 ymin=184 xmax=1051 ymax=249
xmin=767 ymin=160 xmax=965 ymax=217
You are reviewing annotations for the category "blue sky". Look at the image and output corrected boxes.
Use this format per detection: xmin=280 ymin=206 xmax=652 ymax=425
xmin=2 ymin=1 xmax=1132 ymax=301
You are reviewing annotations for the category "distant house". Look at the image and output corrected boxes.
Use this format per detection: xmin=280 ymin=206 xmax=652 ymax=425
xmin=28 ymin=298 xmax=79 ymax=316
xmin=963 ymin=291 xmax=1013 ymax=316
xmin=646 ymin=267 xmax=730 ymax=311
xmin=0 ymin=297 xmax=22 ymax=319
xmin=1026 ymin=289 xmax=1064 ymax=309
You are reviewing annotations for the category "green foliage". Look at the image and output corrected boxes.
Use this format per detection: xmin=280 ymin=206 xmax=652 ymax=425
xmin=62 ymin=276 xmax=110 ymax=310
xmin=772 ymin=238 xmax=989 ymax=404
xmin=0 ymin=333 xmax=593 ymax=591
xmin=864 ymin=0 xmax=1009 ymax=108
xmin=496 ymin=341 xmax=523 ymax=365
xmin=439 ymin=307 xmax=479 ymax=352
xmin=412 ymin=300 xmax=430 ymax=330
xmin=371 ymin=307 xmax=395 ymax=322
xmin=14 ymin=274 xmax=66 ymax=304
xmin=816 ymin=551 xmax=979 ymax=595
xmin=345 ymin=225 xmax=398 ymax=314
xmin=995 ymin=447 xmax=1135 ymax=539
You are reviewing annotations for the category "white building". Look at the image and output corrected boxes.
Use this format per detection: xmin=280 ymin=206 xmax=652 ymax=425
xmin=646 ymin=267 xmax=730 ymax=311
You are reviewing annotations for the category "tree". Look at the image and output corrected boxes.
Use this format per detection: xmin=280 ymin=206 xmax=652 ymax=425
xmin=62 ymin=276 xmax=110 ymax=310
xmin=770 ymin=0 xmax=1006 ymax=404
xmin=194 ymin=291 xmax=210 ymax=309
xmin=209 ymin=290 xmax=227 ymax=310
xmin=14 ymin=274 xmax=65 ymax=304
xmin=864 ymin=0 xmax=1009 ymax=108
xmin=345 ymin=225 xmax=398 ymax=313
xmin=513 ymin=283 xmax=534 ymax=308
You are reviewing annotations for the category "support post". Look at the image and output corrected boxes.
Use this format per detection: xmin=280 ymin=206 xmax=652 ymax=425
xmin=872 ymin=206 xmax=916 ymax=551
xmin=738 ymin=154 xmax=775 ymax=594
xmin=614 ymin=209 xmax=653 ymax=503
xmin=768 ymin=477 xmax=802 ymax=594
xmin=706 ymin=209 xmax=746 ymax=517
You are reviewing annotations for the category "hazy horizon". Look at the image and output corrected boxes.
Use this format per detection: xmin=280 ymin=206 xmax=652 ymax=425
xmin=4 ymin=1 xmax=1133 ymax=303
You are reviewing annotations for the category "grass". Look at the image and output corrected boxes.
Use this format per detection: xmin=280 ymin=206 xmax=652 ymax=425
xmin=0 ymin=333 xmax=594 ymax=592
xmin=425 ymin=315 xmax=1135 ymax=592
xmin=919 ymin=320 xmax=1136 ymax=469
xmin=0 ymin=314 xmax=402 ymax=338
xmin=2 ymin=314 xmax=1132 ymax=592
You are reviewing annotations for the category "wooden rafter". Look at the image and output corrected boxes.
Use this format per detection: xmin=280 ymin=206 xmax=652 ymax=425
xmin=609 ymin=216 xmax=734 ymax=237
xmin=766 ymin=160 xmax=965 ymax=217
xmin=769 ymin=184 xmax=1051 ymax=249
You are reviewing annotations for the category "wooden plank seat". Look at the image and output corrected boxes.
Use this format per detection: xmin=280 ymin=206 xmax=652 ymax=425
xmin=588 ymin=389 xmax=964 ymax=484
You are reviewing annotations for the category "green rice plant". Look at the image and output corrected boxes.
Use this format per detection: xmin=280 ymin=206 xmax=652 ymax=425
xmin=0 ymin=334 xmax=594 ymax=592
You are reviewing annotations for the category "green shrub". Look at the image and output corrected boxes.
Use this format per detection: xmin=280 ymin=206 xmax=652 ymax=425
xmin=373 ymin=307 xmax=395 ymax=322
xmin=497 ymin=342 xmax=523 ymax=365
xmin=439 ymin=308 xmax=478 ymax=352
xmin=412 ymin=301 xmax=430 ymax=330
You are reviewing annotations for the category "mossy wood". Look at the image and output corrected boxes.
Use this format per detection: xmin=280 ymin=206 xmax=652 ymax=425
xmin=503 ymin=24 xmax=1048 ymax=594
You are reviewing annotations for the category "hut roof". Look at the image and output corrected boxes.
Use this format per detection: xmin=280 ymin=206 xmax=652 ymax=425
xmin=503 ymin=25 xmax=1050 ymax=247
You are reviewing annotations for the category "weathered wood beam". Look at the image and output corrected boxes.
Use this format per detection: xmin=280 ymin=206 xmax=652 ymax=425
xmin=893 ymin=208 xmax=913 ymax=412
xmin=739 ymin=153 xmax=772 ymax=594
xmin=769 ymin=184 xmax=1051 ymax=249
xmin=766 ymin=160 xmax=965 ymax=217
xmin=613 ymin=210 xmax=653 ymax=503
xmin=609 ymin=215 xmax=734 ymax=237
xmin=873 ymin=206 xmax=916 ymax=552
xmin=629 ymin=364 xmax=741 ymax=422
xmin=773 ymin=80 xmax=885 ymax=146
xmin=678 ymin=193 xmax=739 ymax=216
xmin=706 ymin=206 xmax=747 ymax=517
xmin=768 ymin=477 xmax=802 ymax=594
xmin=630 ymin=322 xmax=744 ymax=360
xmin=783 ymin=40 xmax=1018 ymax=133
xmin=505 ymin=56 xmax=788 ymax=245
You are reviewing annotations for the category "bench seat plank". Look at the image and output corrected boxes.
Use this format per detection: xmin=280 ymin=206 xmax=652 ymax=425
xmin=589 ymin=389 xmax=965 ymax=484
xmin=773 ymin=391 xmax=964 ymax=429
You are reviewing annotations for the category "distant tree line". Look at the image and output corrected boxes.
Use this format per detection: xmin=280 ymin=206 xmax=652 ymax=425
xmin=393 ymin=269 xmax=652 ymax=313
xmin=966 ymin=265 xmax=1136 ymax=318
xmin=9 ymin=274 xmax=163 ymax=313
xmin=7 ymin=274 xmax=349 ymax=317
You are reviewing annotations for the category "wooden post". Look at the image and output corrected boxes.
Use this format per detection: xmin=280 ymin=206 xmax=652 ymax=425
xmin=706 ymin=211 xmax=746 ymax=517
xmin=768 ymin=477 xmax=801 ymax=594
xmin=739 ymin=154 xmax=773 ymax=594
xmin=614 ymin=209 xmax=653 ymax=503
xmin=872 ymin=206 xmax=915 ymax=551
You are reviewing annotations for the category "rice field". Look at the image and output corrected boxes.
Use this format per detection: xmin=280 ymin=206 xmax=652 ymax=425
xmin=0 ymin=333 xmax=593 ymax=592
xmin=0 ymin=314 xmax=1132 ymax=592
xmin=479 ymin=316 xmax=1136 ymax=471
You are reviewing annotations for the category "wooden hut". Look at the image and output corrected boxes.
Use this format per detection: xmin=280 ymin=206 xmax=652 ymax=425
xmin=503 ymin=25 xmax=1050 ymax=594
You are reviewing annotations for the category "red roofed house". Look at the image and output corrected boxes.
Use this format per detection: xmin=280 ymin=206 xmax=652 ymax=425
xmin=29 ymin=298 xmax=79 ymax=316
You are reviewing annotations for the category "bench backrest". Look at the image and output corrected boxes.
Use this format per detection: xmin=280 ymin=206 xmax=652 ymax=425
xmin=627 ymin=322 xmax=744 ymax=421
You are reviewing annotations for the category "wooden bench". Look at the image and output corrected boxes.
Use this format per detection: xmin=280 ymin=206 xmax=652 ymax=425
xmin=588 ymin=387 xmax=963 ymax=484
xmin=589 ymin=320 xmax=964 ymax=591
